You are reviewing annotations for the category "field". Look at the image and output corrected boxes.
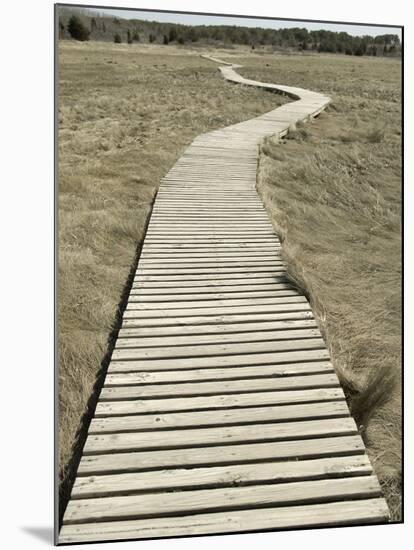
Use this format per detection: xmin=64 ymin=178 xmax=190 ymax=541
xmin=57 ymin=41 xmax=287 ymax=513
xmin=229 ymin=53 xmax=401 ymax=518
xmin=58 ymin=41 xmax=401 ymax=520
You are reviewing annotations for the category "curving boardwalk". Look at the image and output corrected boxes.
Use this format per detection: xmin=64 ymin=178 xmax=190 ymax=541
xmin=59 ymin=57 xmax=388 ymax=544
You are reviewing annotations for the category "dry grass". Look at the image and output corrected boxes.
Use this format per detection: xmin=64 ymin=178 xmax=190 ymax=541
xmin=233 ymin=53 xmax=401 ymax=519
xmin=59 ymin=43 xmax=401 ymax=521
xmin=58 ymin=40 xmax=288 ymax=510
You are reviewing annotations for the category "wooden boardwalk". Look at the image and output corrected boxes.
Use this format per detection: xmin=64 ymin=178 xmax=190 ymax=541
xmin=59 ymin=57 xmax=389 ymax=543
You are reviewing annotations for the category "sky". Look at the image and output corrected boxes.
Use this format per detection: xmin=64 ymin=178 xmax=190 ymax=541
xmin=83 ymin=7 xmax=402 ymax=38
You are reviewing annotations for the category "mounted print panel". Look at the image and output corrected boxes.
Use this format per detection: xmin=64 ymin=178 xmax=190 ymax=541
xmin=55 ymin=3 xmax=402 ymax=545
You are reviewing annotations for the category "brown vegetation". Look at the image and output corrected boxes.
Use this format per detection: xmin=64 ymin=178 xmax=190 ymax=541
xmin=232 ymin=53 xmax=401 ymax=519
xmin=59 ymin=43 xmax=401 ymax=522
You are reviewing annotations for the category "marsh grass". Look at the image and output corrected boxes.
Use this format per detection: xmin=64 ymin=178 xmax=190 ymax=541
xmin=59 ymin=44 xmax=401 ymax=521
xmin=237 ymin=53 xmax=401 ymax=519
xmin=58 ymin=41 xmax=288 ymax=512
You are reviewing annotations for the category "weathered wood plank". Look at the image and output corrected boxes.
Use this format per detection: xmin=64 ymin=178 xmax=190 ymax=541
xmin=100 ymin=374 xmax=338 ymax=401
xmin=151 ymin=213 xmax=267 ymax=217
xmin=130 ymin=284 xmax=293 ymax=296
xmin=123 ymin=302 xmax=311 ymax=319
xmin=139 ymin=253 xmax=282 ymax=261
xmin=128 ymin=290 xmax=300 ymax=301
xmin=83 ymin=417 xmax=356 ymax=454
xmin=90 ymin=400 xmax=347 ymax=433
xmin=130 ymin=286 xmax=294 ymax=298
xmin=71 ymin=455 xmax=372 ymax=498
xmin=135 ymin=266 xmax=287 ymax=276
xmin=115 ymin=328 xmax=321 ymax=347
xmin=135 ymin=271 xmax=286 ymax=281
xmin=118 ymin=318 xmax=317 ymax=338
xmin=63 ymin=476 xmax=381 ymax=524
xmin=105 ymin=361 xmax=333 ymax=385
xmin=95 ymin=387 xmax=345 ymax=416
xmin=126 ymin=296 xmax=305 ymax=311
xmin=141 ymin=246 xmax=282 ymax=253
xmin=78 ymin=435 xmax=365 ymax=475
xmin=132 ymin=276 xmax=288 ymax=287
xmin=110 ymin=338 xmax=325 ymax=361
xmin=107 ymin=349 xmax=331 ymax=372
xmin=59 ymin=498 xmax=389 ymax=542
xmin=122 ymin=311 xmax=316 ymax=329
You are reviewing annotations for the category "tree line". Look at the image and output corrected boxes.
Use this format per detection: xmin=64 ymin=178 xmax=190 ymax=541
xmin=59 ymin=12 xmax=401 ymax=57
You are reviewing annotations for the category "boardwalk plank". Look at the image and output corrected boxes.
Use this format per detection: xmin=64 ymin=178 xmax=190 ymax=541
xmin=59 ymin=499 xmax=389 ymax=542
xmin=128 ymin=291 xmax=300 ymax=301
xmin=118 ymin=318 xmax=317 ymax=337
xmin=123 ymin=302 xmax=311 ymax=318
xmin=71 ymin=455 xmax=372 ymax=498
xmin=95 ymin=388 xmax=346 ymax=416
xmin=99 ymin=374 xmax=338 ymax=401
xmin=129 ymin=288 xmax=296 ymax=300
xmin=121 ymin=312 xmax=317 ymax=329
xmin=125 ymin=296 xmax=306 ymax=310
xmin=105 ymin=361 xmax=333 ymax=385
xmin=110 ymin=338 xmax=325 ymax=360
xmin=63 ymin=476 xmax=381 ymax=524
xmin=115 ymin=328 xmax=321 ymax=347
xmin=132 ymin=276 xmax=288 ymax=287
xmin=83 ymin=417 xmax=356 ymax=454
xmin=78 ymin=435 xmax=365 ymax=475
xmin=90 ymin=401 xmax=348 ymax=433
xmin=107 ymin=349 xmax=331 ymax=372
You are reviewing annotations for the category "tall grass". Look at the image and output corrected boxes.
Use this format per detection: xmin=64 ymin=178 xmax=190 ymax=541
xmin=235 ymin=53 xmax=401 ymax=519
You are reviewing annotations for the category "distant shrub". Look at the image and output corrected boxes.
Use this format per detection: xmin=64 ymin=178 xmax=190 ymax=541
xmin=59 ymin=18 xmax=65 ymax=39
xmin=114 ymin=33 xmax=122 ymax=44
xmin=178 ymin=36 xmax=185 ymax=45
xmin=163 ymin=34 xmax=169 ymax=45
xmin=168 ymin=28 xmax=177 ymax=42
xmin=127 ymin=29 xmax=133 ymax=44
xmin=186 ymin=28 xmax=199 ymax=42
xmin=149 ymin=33 xmax=156 ymax=43
xmin=133 ymin=30 xmax=139 ymax=42
xmin=67 ymin=15 xmax=90 ymax=42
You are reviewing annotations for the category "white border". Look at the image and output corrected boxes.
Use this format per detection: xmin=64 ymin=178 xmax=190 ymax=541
xmin=1 ymin=1 xmax=411 ymax=548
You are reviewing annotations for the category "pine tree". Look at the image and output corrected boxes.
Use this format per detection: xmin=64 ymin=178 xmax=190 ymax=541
xmin=59 ymin=19 xmax=65 ymax=39
xmin=67 ymin=15 xmax=90 ymax=42
xmin=168 ymin=27 xmax=177 ymax=42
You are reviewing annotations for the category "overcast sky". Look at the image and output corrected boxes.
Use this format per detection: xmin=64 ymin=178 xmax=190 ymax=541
xmin=85 ymin=8 xmax=402 ymax=38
